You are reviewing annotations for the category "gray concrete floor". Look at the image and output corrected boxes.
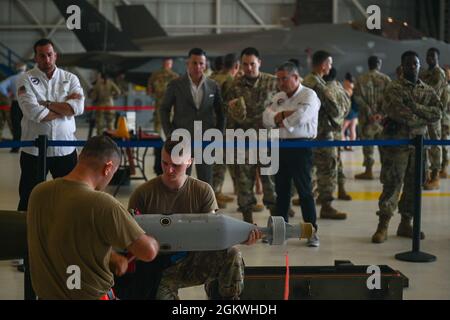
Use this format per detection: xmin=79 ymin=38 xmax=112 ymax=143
xmin=0 ymin=127 xmax=449 ymax=300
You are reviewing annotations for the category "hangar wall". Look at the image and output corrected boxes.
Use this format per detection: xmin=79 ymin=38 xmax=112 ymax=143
xmin=0 ymin=0 xmax=296 ymax=60
xmin=336 ymin=0 xmax=414 ymax=24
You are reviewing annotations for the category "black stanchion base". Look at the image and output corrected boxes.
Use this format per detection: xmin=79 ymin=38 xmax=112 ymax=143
xmin=395 ymin=251 xmax=437 ymax=263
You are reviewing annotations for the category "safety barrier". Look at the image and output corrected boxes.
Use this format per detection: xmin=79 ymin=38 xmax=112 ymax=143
xmin=0 ymin=135 xmax=449 ymax=300
xmin=0 ymin=105 xmax=156 ymax=111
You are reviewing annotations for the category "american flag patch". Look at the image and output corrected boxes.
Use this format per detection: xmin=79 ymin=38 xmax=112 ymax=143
xmin=18 ymin=85 xmax=26 ymax=96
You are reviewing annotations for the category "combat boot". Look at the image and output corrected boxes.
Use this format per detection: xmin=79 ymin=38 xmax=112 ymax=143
xmin=354 ymin=166 xmax=374 ymax=180
xmin=217 ymin=200 xmax=227 ymax=209
xmin=320 ymin=202 xmax=347 ymax=220
xmin=337 ymin=183 xmax=352 ymax=201
xmin=242 ymin=211 xmax=253 ymax=224
xmin=371 ymin=215 xmax=391 ymax=243
xmin=423 ymin=169 xmax=440 ymax=190
xmin=216 ymin=192 xmax=234 ymax=203
xmin=439 ymin=166 xmax=448 ymax=179
xmin=396 ymin=215 xmax=425 ymax=239
xmin=252 ymin=203 xmax=264 ymax=212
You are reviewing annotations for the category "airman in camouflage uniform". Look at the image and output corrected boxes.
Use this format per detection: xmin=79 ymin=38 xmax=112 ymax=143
xmin=419 ymin=48 xmax=447 ymax=189
xmin=323 ymin=71 xmax=352 ymax=201
xmin=226 ymin=47 xmax=277 ymax=223
xmin=353 ymin=56 xmax=391 ymax=179
xmin=126 ymin=140 xmax=262 ymax=300
xmin=90 ymin=73 xmax=121 ymax=135
xmin=440 ymin=67 xmax=450 ymax=178
xmin=147 ymin=59 xmax=179 ymax=133
xmin=114 ymin=73 xmax=129 ymax=97
xmin=210 ymin=56 xmax=224 ymax=79
xmin=303 ymin=51 xmax=349 ymax=219
xmin=372 ymin=51 xmax=443 ymax=243
xmin=211 ymin=54 xmax=241 ymax=208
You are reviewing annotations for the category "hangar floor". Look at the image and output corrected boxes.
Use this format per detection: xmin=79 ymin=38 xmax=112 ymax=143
xmin=0 ymin=127 xmax=449 ymax=300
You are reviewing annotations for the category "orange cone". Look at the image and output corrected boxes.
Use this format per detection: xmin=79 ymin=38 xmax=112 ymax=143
xmin=115 ymin=116 xmax=130 ymax=139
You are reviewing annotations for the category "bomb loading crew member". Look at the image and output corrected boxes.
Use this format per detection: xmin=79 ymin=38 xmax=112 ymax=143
xmin=27 ymin=135 xmax=159 ymax=299
xmin=126 ymin=139 xmax=261 ymax=300
xmin=16 ymin=38 xmax=84 ymax=212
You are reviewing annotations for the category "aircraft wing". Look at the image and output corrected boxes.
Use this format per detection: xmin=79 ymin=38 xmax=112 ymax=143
xmin=57 ymin=51 xmax=191 ymax=72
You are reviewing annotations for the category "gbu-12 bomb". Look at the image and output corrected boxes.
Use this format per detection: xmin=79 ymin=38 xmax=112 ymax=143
xmin=132 ymin=212 xmax=313 ymax=252
xmin=0 ymin=210 xmax=314 ymax=259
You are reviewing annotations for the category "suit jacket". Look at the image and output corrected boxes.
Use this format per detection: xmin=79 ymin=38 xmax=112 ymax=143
xmin=160 ymin=74 xmax=225 ymax=138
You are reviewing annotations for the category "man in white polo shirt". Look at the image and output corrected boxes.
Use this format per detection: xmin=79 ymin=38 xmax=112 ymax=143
xmin=263 ymin=61 xmax=321 ymax=247
xmin=16 ymin=38 xmax=84 ymax=214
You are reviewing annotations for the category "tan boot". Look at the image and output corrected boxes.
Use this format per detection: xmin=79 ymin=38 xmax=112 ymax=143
xmin=371 ymin=215 xmax=391 ymax=243
xmin=320 ymin=203 xmax=347 ymax=220
xmin=242 ymin=211 xmax=253 ymax=224
xmin=354 ymin=166 xmax=374 ymax=180
xmin=423 ymin=169 xmax=440 ymax=190
xmin=439 ymin=167 xmax=448 ymax=179
xmin=217 ymin=200 xmax=227 ymax=209
xmin=252 ymin=203 xmax=264 ymax=212
xmin=338 ymin=184 xmax=352 ymax=201
xmin=397 ymin=215 xmax=425 ymax=239
xmin=216 ymin=192 xmax=234 ymax=203
xmin=292 ymin=198 xmax=300 ymax=206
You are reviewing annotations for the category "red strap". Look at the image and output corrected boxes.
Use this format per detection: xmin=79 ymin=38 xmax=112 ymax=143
xmin=99 ymin=289 xmax=116 ymax=300
xmin=85 ymin=105 xmax=155 ymax=111
xmin=1 ymin=105 xmax=156 ymax=111
xmin=284 ymin=252 xmax=290 ymax=300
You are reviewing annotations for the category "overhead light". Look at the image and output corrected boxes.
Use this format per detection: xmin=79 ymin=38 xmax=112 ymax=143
xmin=387 ymin=17 xmax=393 ymax=23
xmin=403 ymin=22 xmax=408 ymax=26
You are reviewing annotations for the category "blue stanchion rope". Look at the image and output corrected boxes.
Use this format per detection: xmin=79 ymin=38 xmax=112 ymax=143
xmin=1 ymin=139 xmax=450 ymax=149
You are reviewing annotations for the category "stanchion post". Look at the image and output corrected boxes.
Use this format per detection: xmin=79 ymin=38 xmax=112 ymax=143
xmin=395 ymin=135 xmax=436 ymax=262
xmin=37 ymin=135 xmax=48 ymax=182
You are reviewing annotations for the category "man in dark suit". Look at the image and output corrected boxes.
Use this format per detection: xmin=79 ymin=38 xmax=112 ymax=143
xmin=160 ymin=48 xmax=225 ymax=186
